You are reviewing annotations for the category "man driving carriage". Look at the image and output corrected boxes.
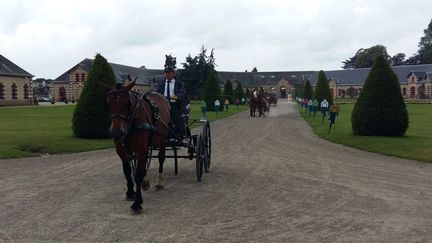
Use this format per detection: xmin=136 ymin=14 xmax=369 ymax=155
xmin=156 ymin=65 xmax=187 ymax=138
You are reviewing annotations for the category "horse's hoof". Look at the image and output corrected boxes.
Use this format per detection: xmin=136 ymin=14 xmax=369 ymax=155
xmin=126 ymin=194 xmax=136 ymax=201
xmin=155 ymin=184 xmax=164 ymax=191
xmin=130 ymin=204 xmax=143 ymax=214
xmin=141 ymin=179 xmax=150 ymax=191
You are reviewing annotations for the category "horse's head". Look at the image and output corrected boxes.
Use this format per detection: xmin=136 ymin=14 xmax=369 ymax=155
xmin=100 ymin=81 xmax=136 ymax=140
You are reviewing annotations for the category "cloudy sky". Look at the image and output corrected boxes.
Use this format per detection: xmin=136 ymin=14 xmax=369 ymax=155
xmin=1 ymin=0 xmax=432 ymax=79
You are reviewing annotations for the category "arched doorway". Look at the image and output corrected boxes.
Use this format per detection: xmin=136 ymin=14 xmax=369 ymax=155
xmin=280 ymin=86 xmax=287 ymax=98
xmin=410 ymin=87 xmax=416 ymax=98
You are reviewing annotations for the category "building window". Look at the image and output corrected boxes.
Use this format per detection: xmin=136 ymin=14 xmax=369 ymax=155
xmin=11 ymin=83 xmax=18 ymax=99
xmin=59 ymin=87 xmax=66 ymax=101
xmin=75 ymin=73 xmax=80 ymax=82
xmin=24 ymin=84 xmax=29 ymax=99
xmin=0 ymin=82 xmax=4 ymax=99
xmin=81 ymin=73 xmax=85 ymax=82
xmin=402 ymin=87 xmax=406 ymax=96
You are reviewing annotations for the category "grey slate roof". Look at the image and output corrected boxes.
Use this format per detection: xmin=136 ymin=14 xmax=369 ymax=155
xmin=145 ymin=70 xmax=315 ymax=87
xmin=55 ymin=58 xmax=154 ymax=85
xmin=54 ymin=58 xmax=432 ymax=88
xmin=0 ymin=54 xmax=33 ymax=78
xmin=309 ymin=64 xmax=432 ymax=86
xmin=146 ymin=69 xmax=166 ymax=83
xmin=217 ymin=71 xmax=314 ymax=87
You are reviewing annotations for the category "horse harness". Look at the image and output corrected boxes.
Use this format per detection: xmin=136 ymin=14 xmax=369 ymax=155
xmin=107 ymin=90 xmax=158 ymax=140
xmin=107 ymin=90 xmax=179 ymax=146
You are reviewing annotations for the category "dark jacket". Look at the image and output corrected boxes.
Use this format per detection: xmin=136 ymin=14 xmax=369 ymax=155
xmin=156 ymin=78 xmax=187 ymax=106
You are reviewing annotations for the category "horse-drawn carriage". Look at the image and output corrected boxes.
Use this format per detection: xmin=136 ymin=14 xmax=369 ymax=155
xmin=249 ymin=91 xmax=269 ymax=117
xmin=145 ymin=114 xmax=211 ymax=182
xmin=267 ymin=93 xmax=277 ymax=106
xmin=102 ymin=81 xmax=212 ymax=213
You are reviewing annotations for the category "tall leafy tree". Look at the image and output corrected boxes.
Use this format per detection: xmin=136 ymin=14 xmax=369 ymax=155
xmin=303 ymin=80 xmax=313 ymax=99
xmin=179 ymin=45 xmax=217 ymax=99
xmin=223 ymin=80 xmax=234 ymax=103
xmin=417 ymin=18 xmax=432 ymax=64
xmin=405 ymin=54 xmax=421 ymax=65
xmin=72 ymin=53 xmax=116 ymax=138
xmin=390 ymin=53 xmax=406 ymax=66
xmin=342 ymin=45 xmax=390 ymax=69
xmin=351 ymin=55 xmax=408 ymax=136
xmin=202 ymin=72 xmax=222 ymax=111
xmin=313 ymin=70 xmax=333 ymax=108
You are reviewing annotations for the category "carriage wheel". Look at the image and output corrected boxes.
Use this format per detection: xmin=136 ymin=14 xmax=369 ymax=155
xmin=196 ymin=134 xmax=204 ymax=182
xmin=203 ymin=121 xmax=212 ymax=172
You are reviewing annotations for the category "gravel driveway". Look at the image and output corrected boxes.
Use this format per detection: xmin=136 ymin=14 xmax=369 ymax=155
xmin=1 ymin=101 xmax=431 ymax=242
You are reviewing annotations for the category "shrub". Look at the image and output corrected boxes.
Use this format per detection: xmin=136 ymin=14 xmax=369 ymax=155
xmin=351 ymin=55 xmax=409 ymax=136
xmin=313 ymin=70 xmax=333 ymax=108
xmin=303 ymin=80 xmax=313 ymax=99
xmin=72 ymin=53 xmax=116 ymax=138
xmin=202 ymin=72 xmax=222 ymax=111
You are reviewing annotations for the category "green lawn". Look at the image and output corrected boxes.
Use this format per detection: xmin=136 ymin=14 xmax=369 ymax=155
xmin=0 ymin=104 xmax=248 ymax=159
xmin=300 ymin=103 xmax=432 ymax=162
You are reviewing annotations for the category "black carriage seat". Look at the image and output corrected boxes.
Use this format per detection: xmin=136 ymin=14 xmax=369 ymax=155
xmin=169 ymin=109 xmax=190 ymax=140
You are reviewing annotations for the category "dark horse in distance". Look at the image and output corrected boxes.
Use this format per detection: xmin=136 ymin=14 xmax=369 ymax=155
xmin=101 ymin=81 xmax=170 ymax=214
xmin=249 ymin=92 xmax=268 ymax=117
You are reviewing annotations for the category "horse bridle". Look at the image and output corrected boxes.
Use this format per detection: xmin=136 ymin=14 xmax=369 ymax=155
xmin=106 ymin=90 xmax=132 ymax=123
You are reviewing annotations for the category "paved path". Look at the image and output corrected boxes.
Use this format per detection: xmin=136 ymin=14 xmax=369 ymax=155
xmin=1 ymin=101 xmax=432 ymax=242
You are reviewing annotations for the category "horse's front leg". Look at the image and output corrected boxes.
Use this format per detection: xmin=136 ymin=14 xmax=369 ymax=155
xmin=115 ymin=144 xmax=135 ymax=201
xmin=155 ymin=140 xmax=166 ymax=190
xmin=130 ymin=149 xmax=148 ymax=214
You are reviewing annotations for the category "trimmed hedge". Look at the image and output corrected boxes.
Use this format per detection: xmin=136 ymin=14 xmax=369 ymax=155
xmin=72 ymin=53 xmax=116 ymax=138
xmin=351 ymin=55 xmax=409 ymax=136
xmin=313 ymin=70 xmax=333 ymax=108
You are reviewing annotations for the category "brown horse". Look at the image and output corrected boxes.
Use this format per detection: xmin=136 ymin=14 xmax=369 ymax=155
xmin=249 ymin=92 xmax=267 ymax=117
xmin=101 ymin=81 xmax=170 ymax=214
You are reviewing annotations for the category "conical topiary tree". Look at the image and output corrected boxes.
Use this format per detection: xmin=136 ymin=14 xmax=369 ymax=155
xmin=223 ymin=80 xmax=234 ymax=104
xmin=351 ymin=55 xmax=408 ymax=136
xmin=303 ymin=80 xmax=313 ymax=100
xmin=245 ymin=88 xmax=250 ymax=98
xmin=313 ymin=70 xmax=333 ymax=109
xmin=72 ymin=53 xmax=116 ymax=138
xmin=202 ymin=72 xmax=222 ymax=111
xmin=234 ymin=81 xmax=245 ymax=101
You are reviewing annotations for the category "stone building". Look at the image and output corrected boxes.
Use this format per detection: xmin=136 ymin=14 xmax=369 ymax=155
xmin=54 ymin=58 xmax=432 ymax=102
xmin=0 ymin=54 xmax=34 ymax=106
xmin=309 ymin=64 xmax=432 ymax=99
xmin=53 ymin=59 xmax=156 ymax=102
xmin=217 ymin=71 xmax=314 ymax=98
